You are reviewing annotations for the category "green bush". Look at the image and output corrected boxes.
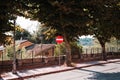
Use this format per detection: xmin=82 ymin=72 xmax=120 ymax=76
xmin=6 ymin=45 xmax=14 ymax=59
xmin=70 ymin=42 xmax=83 ymax=54
xmin=54 ymin=43 xmax=66 ymax=56
xmin=6 ymin=44 xmax=19 ymax=59
xmin=54 ymin=42 xmax=83 ymax=57
xmin=5 ymin=44 xmax=27 ymax=59
xmin=19 ymin=46 xmax=27 ymax=59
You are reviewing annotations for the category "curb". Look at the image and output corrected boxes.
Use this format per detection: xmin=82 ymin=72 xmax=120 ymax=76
xmin=3 ymin=60 xmax=120 ymax=80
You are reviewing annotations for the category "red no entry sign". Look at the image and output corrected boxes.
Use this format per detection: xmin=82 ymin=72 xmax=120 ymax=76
xmin=56 ymin=36 xmax=63 ymax=44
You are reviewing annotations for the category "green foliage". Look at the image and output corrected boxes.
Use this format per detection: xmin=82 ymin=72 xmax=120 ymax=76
xmin=0 ymin=0 xmax=27 ymax=44
xmin=15 ymin=29 xmax=31 ymax=40
xmin=28 ymin=26 xmax=56 ymax=44
xmin=6 ymin=44 xmax=19 ymax=59
xmin=21 ymin=0 xmax=91 ymax=41
xmin=0 ymin=0 xmax=120 ymax=44
xmin=70 ymin=42 xmax=83 ymax=54
xmin=27 ymin=31 xmax=40 ymax=44
xmin=1 ymin=0 xmax=120 ymax=62
xmin=5 ymin=44 xmax=27 ymax=59
xmin=54 ymin=43 xmax=66 ymax=56
xmin=42 ymin=27 xmax=57 ymax=43
xmin=6 ymin=45 xmax=14 ymax=59
xmin=54 ymin=42 xmax=82 ymax=56
xmin=19 ymin=46 xmax=27 ymax=59
xmin=20 ymin=0 xmax=120 ymax=45
xmin=84 ymin=0 xmax=120 ymax=47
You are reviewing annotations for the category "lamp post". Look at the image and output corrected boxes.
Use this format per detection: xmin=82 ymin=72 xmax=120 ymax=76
xmin=12 ymin=18 xmax=17 ymax=74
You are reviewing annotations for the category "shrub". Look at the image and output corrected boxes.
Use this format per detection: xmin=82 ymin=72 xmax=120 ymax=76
xmin=5 ymin=44 xmax=27 ymax=59
xmin=54 ymin=43 xmax=66 ymax=56
xmin=6 ymin=44 xmax=19 ymax=59
xmin=54 ymin=42 xmax=83 ymax=57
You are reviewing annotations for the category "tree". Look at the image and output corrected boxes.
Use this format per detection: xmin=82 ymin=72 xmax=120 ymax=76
xmin=39 ymin=26 xmax=57 ymax=44
xmin=111 ymin=2 xmax=120 ymax=40
xmin=17 ymin=0 xmax=120 ymax=65
xmin=1 ymin=0 xmax=119 ymax=65
xmin=0 ymin=0 xmax=26 ymax=45
xmin=23 ymin=0 xmax=90 ymax=66
xmin=0 ymin=1 xmax=14 ymax=44
xmin=86 ymin=0 xmax=120 ymax=60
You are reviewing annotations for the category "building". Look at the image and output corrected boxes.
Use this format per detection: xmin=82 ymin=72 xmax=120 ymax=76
xmin=16 ymin=40 xmax=55 ymax=58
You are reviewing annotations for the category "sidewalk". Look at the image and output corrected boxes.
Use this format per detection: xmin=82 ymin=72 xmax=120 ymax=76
xmin=1 ymin=59 xmax=120 ymax=80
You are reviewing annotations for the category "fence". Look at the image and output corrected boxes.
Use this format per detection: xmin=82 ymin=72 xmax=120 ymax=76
xmin=78 ymin=47 xmax=120 ymax=61
xmin=0 ymin=47 xmax=120 ymax=72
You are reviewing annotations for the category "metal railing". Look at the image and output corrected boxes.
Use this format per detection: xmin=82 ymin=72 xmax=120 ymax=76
xmin=0 ymin=47 xmax=120 ymax=67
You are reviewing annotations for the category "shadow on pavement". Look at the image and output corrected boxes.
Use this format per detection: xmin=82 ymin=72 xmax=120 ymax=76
xmin=14 ymin=73 xmax=24 ymax=80
xmin=88 ymin=72 xmax=120 ymax=80
xmin=77 ymin=68 xmax=120 ymax=80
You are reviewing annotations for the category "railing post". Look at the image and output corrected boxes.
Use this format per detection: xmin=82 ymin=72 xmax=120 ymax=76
xmin=91 ymin=48 xmax=93 ymax=58
xmin=97 ymin=48 xmax=99 ymax=54
xmin=21 ymin=51 xmax=22 ymax=60
xmin=2 ymin=50 xmax=3 ymax=65
xmin=86 ymin=48 xmax=88 ymax=58
xmin=32 ymin=51 xmax=33 ymax=64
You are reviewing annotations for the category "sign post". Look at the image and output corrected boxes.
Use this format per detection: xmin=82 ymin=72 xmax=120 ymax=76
xmin=56 ymin=36 xmax=63 ymax=65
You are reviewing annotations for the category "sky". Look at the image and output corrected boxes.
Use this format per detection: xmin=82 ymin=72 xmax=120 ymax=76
xmin=16 ymin=16 xmax=93 ymax=38
xmin=16 ymin=16 xmax=40 ymax=34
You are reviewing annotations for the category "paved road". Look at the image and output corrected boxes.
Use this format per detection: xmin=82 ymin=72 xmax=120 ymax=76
xmin=25 ymin=62 xmax=120 ymax=80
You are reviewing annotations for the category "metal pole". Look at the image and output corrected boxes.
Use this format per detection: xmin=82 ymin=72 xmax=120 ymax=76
xmin=21 ymin=50 xmax=22 ymax=60
xmin=59 ymin=44 xmax=61 ymax=66
xmin=41 ymin=44 xmax=44 ymax=62
xmin=117 ymin=40 xmax=118 ymax=52
xmin=12 ymin=19 xmax=17 ymax=74
xmin=32 ymin=51 xmax=33 ymax=63
xmin=41 ymin=37 xmax=43 ymax=62
xmin=2 ymin=50 xmax=3 ymax=66
xmin=40 ymin=35 xmax=44 ymax=62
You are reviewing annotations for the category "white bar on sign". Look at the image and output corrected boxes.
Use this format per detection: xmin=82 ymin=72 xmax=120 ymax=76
xmin=56 ymin=39 xmax=63 ymax=41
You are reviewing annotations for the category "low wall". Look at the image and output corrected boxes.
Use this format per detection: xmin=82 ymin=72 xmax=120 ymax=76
xmin=0 ymin=53 xmax=120 ymax=73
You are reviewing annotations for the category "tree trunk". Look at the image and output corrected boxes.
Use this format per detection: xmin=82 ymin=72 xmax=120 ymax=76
xmin=63 ymin=30 xmax=73 ymax=66
xmin=101 ymin=43 xmax=107 ymax=61
xmin=60 ymin=13 xmax=72 ymax=66
xmin=63 ymin=33 xmax=72 ymax=66
xmin=97 ymin=38 xmax=107 ymax=61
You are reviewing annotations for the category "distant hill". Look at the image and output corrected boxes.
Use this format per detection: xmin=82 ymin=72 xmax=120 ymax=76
xmin=79 ymin=38 xmax=93 ymax=46
xmin=79 ymin=36 xmax=120 ymax=49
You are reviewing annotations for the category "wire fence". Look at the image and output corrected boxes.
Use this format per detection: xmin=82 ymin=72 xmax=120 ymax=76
xmin=0 ymin=47 xmax=120 ymax=66
xmin=0 ymin=47 xmax=120 ymax=61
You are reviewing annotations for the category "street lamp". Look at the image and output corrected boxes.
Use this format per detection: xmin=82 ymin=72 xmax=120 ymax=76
xmin=12 ymin=18 xmax=17 ymax=74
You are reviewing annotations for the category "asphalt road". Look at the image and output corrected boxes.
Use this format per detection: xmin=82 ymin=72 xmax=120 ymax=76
xmin=26 ymin=62 xmax=120 ymax=80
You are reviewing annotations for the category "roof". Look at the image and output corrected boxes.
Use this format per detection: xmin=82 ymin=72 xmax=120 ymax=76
xmin=16 ymin=40 xmax=33 ymax=49
xmin=30 ymin=44 xmax=55 ymax=56
xmin=16 ymin=40 xmax=27 ymax=44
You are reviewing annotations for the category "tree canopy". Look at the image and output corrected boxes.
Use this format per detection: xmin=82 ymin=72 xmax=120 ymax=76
xmin=20 ymin=0 xmax=119 ymax=64
xmin=0 ymin=0 xmax=30 ymax=44
xmin=0 ymin=0 xmax=120 ymax=64
xmin=1 ymin=0 xmax=119 ymax=44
